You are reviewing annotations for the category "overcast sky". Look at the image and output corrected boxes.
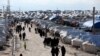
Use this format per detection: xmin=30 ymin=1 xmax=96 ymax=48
xmin=0 ymin=0 xmax=100 ymax=11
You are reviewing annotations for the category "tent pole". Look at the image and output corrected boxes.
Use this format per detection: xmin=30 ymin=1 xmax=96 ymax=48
xmin=92 ymin=7 xmax=95 ymax=34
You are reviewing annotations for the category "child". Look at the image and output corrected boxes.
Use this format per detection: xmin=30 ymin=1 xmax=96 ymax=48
xmin=24 ymin=41 xmax=26 ymax=50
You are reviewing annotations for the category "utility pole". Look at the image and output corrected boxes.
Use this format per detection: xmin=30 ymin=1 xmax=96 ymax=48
xmin=7 ymin=0 xmax=11 ymax=18
xmin=92 ymin=7 xmax=95 ymax=34
xmin=5 ymin=0 xmax=10 ymax=28
xmin=11 ymin=30 xmax=15 ymax=56
xmin=5 ymin=0 xmax=10 ymax=32
xmin=3 ymin=6 xmax=5 ymax=18
xmin=6 ymin=0 xmax=14 ymax=56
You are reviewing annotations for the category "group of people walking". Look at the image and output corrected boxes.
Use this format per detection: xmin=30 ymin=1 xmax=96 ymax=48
xmin=34 ymin=23 xmax=66 ymax=56
xmin=18 ymin=22 xmax=32 ymax=41
xmin=43 ymin=37 xmax=59 ymax=47
xmin=16 ymin=21 xmax=33 ymax=56
xmin=19 ymin=32 xmax=26 ymax=41
xmin=51 ymin=46 xmax=66 ymax=56
xmin=35 ymin=27 xmax=47 ymax=37
xmin=43 ymin=37 xmax=66 ymax=56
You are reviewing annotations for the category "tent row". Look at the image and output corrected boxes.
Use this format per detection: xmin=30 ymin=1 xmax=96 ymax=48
xmin=0 ymin=19 xmax=12 ymax=48
xmin=31 ymin=18 xmax=100 ymax=53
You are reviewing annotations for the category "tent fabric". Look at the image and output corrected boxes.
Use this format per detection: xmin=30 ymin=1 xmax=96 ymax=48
xmin=80 ymin=34 xmax=100 ymax=47
xmin=95 ymin=15 xmax=100 ymax=20
xmin=94 ymin=22 xmax=100 ymax=29
xmin=83 ymin=20 xmax=100 ymax=28
xmin=67 ymin=30 xmax=100 ymax=47
xmin=51 ymin=16 xmax=62 ymax=22
xmin=64 ymin=29 xmax=100 ymax=47
xmin=88 ymin=35 xmax=100 ymax=47
xmin=49 ymin=14 xmax=56 ymax=20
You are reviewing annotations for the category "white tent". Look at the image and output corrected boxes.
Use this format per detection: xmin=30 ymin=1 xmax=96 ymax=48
xmin=49 ymin=14 xmax=56 ymax=20
xmin=83 ymin=15 xmax=100 ymax=28
xmin=83 ymin=20 xmax=100 ymax=28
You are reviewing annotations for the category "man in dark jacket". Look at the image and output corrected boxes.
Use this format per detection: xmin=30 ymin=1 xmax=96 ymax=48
xmin=29 ymin=27 xmax=31 ymax=32
xmin=55 ymin=47 xmax=59 ymax=56
xmin=23 ymin=32 xmax=26 ymax=41
xmin=51 ymin=47 xmax=55 ymax=56
xmin=23 ymin=26 xmax=25 ymax=31
xmin=20 ymin=53 xmax=23 ymax=56
xmin=61 ymin=46 xmax=66 ymax=56
xmin=19 ymin=33 xmax=22 ymax=40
